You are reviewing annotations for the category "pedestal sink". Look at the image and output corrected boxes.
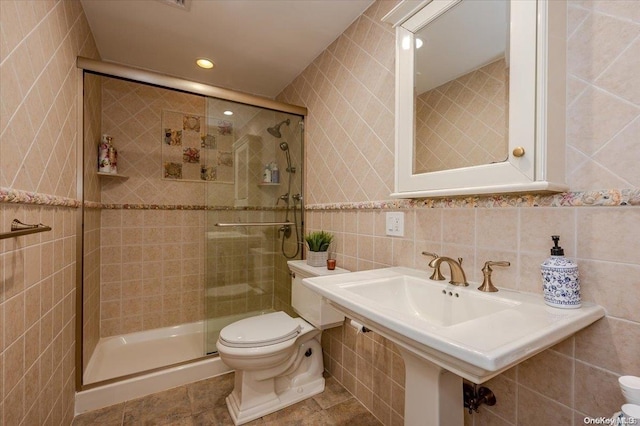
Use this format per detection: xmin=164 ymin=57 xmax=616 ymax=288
xmin=302 ymin=267 xmax=604 ymax=426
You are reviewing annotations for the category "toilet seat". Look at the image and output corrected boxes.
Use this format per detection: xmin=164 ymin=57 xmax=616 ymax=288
xmin=219 ymin=312 xmax=301 ymax=348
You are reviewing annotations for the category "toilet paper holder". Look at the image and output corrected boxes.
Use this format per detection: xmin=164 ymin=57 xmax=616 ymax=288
xmin=349 ymin=318 xmax=371 ymax=333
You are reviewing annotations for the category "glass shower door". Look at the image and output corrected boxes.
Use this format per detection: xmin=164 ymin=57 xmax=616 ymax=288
xmin=203 ymin=102 xmax=304 ymax=354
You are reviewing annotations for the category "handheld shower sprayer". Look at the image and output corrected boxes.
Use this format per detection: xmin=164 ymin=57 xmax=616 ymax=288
xmin=279 ymin=141 xmax=295 ymax=173
xmin=267 ymin=119 xmax=290 ymax=138
xmin=273 ymin=119 xmax=304 ymax=260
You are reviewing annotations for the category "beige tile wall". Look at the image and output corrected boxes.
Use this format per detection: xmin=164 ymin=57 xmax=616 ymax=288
xmin=0 ymin=0 xmax=99 ymax=425
xmin=99 ymin=209 xmax=205 ymax=336
xmin=100 ymin=76 xmax=207 ymax=205
xmin=96 ymin=78 xmax=207 ymax=337
xmin=278 ymin=1 xmax=640 ymax=425
xmin=229 ymin=109 xmax=304 ymax=209
xmin=0 ymin=205 xmax=78 ymax=426
xmin=415 ymin=58 xmax=508 ymax=173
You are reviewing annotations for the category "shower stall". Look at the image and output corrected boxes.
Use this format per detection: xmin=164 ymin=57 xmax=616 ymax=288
xmin=77 ymin=59 xmax=305 ymax=402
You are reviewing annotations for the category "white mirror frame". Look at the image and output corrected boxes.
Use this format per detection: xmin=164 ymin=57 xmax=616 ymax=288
xmin=384 ymin=0 xmax=568 ymax=198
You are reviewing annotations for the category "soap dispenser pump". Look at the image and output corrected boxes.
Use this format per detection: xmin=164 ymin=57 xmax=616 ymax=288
xmin=541 ymin=235 xmax=581 ymax=308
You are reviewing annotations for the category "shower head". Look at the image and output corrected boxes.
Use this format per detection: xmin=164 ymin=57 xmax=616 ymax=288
xmin=279 ymin=142 xmax=289 ymax=151
xmin=267 ymin=119 xmax=290 ymax=138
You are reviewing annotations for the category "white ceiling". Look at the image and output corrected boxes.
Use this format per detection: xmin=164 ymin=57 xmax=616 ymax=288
xmin=81 ymin=0 xmax=374 ymax=99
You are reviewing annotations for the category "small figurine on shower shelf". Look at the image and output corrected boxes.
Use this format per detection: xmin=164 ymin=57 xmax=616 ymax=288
xmin=98 ymin=135 xmax=111 ymax=173
xmin=98 ymin=134 xmax=118 ymax=174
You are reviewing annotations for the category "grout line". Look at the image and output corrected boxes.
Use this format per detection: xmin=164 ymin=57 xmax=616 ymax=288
xmin=517 ymin=382 xmax=576 ymax=416
xmin=566 ymin=4 xmax=591 ymax=41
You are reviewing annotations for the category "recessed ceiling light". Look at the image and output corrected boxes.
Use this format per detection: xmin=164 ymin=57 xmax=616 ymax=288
xmin=196 ymin=58 xmax=214 ymax=69
xmin=223 ymin=110 xmax=233 ymax=116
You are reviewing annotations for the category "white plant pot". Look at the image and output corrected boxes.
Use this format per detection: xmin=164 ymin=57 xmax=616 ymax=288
xmin=306 ymin=251 xmax=328 ymax=267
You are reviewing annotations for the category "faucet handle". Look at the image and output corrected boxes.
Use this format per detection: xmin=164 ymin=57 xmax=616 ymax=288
xmin=478 ymin=261 xmax=511 ymax=292
xmin=422 ymin=251 xmax=445 ymax=281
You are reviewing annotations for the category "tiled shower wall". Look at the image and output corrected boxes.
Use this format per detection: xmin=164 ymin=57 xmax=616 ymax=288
xmin=99 ymin=76 xmax=207 ymax=206
xmin=0 ymin=0 xmax=99 ymax=424
xmin=99 ymin=209 xmax=205 ymax=336
xmin=97 ymin=78 xmax=208 ymax=336
xmin=278 ymin=1 xmax=640 ymax=425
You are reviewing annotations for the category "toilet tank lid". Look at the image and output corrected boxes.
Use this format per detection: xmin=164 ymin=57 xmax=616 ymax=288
xmin=287 ymin=260 xmax=350 ymax=278
xmin=219 ymin=311 xmax=301 ymax=348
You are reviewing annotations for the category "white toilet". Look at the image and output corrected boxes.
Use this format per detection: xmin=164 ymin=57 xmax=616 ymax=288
xmin=216 ymin=260 xmax=348 ymax=425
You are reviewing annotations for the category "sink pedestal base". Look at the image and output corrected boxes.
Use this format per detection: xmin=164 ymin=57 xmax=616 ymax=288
xmin=399 ymin=348 xmax=463 ymax=426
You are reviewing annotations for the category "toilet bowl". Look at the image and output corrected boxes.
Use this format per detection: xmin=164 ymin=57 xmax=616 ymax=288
xmin=216 ymin=260 xmax=348 ymax=425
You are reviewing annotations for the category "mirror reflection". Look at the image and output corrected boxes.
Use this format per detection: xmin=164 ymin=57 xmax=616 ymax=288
xmin=413 ymin=0 xmax=509 ymax=174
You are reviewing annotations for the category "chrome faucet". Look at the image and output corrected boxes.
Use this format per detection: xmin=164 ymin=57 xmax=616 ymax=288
xmin=428 ymin=256 xmax=468 ymax=286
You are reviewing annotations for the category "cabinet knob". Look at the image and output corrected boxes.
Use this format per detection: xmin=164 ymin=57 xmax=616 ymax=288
xmin=512 ymin=147 xmax=525 ymax=157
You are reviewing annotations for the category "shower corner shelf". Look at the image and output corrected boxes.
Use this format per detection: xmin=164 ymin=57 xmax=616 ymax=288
xmin=97 ymin=172 xmax=129 ymax=180
xmin=257 ymin=182 xmax=280 ymax=187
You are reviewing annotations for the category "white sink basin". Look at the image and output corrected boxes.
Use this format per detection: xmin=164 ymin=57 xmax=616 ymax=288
xmin=304 ymin=267 xmax=604 ymax=382
xmin=342 ymin=275 xmax=518 ymax=327
xmin=303 ymin=267 xmax=605 ymax=425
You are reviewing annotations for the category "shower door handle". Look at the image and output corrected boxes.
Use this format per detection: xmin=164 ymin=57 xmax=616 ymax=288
xmin=214 ymin=222 xmax=295 ymax=227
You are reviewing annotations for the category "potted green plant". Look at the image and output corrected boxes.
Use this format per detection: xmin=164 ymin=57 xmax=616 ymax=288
xmin=305 ymin=230 xmax=334 ymax=267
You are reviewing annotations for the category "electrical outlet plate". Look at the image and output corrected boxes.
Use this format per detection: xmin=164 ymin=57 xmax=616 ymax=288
xmin=386 ymin=212 xmax=404 ymax=237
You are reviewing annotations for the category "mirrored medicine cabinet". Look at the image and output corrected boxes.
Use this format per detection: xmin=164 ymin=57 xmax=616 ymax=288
xmin=383 ymin=0 xmax=569 ymax=198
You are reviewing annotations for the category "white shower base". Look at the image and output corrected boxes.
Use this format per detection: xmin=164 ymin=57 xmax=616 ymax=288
xmin=76 ymin=310 xmax=273 ymax=414
xmin=84 ymin=321 xmax=205 ymax=384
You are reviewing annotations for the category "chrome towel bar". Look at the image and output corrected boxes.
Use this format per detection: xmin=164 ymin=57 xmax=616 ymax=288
xmin=214 ymin=222 xmax=295 ymax=227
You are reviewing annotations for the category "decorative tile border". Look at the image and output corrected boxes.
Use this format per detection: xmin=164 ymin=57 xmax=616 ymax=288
xmin=6 ymin=187 xmax=639 ymax=211
xmin=0 ymin=187 xmax=81 ymax=208
xmin=305 ymin=189 xmax=640 ymax=210
xmin=0 ymin=187 xmax=291 ymax=212
xmin=85 ymin=201 xmax=292 ymax=211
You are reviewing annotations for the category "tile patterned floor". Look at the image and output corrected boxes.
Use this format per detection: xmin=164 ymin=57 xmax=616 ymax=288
xmin=72 ymin=373 xmax=382 ymax=425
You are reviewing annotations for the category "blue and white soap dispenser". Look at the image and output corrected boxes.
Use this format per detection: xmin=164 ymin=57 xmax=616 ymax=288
xmin=541 ymin=235 xmax=581 ymax=308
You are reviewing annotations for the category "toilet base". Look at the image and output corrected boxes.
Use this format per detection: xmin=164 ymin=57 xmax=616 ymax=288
xmin=224 ymin=337 xmax=325 ymax=425
xmin=226 ymin=376 xmax=325 ymax=425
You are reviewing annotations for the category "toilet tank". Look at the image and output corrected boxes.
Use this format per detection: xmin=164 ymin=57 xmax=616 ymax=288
xmin=287 ymin=260 xmax=349 ymax=330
